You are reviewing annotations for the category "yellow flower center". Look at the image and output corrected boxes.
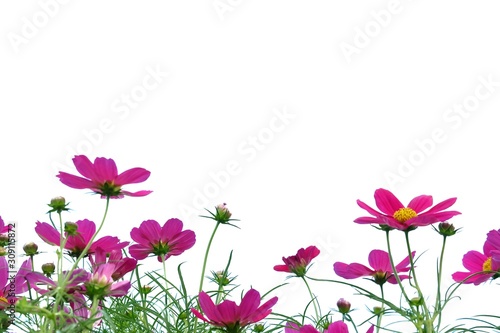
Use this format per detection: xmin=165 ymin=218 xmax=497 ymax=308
xmin=0 ymin=296 xmax=8 ymax=305
xmin=393 ymin=207 xmax=418 ymax=223
xmin=483 ymin=257 xmax=492 ymax=271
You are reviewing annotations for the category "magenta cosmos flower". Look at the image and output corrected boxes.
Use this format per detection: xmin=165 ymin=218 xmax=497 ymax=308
xmin=334 ymin=249 xmax=415 ymax=285
xmin=0 ymin=216 xmax=9 ymax=233
xmin=354 ymin=188 xmax=460 ymax=231
xmin=191 ymin=288 xmax=278 ymax=332
xmin=452 ymin=230 xmax=500 ymax=285
xmin=274 ymin=245 xmax=320 ymax=277
xmin=129 ymin=218 xmax=196 ymax=262
xmin=285 ymin=321 xmax=374 ymax=333
xmin=35 ymin=219 xmax=129 ymax=258
xmin=89 ymin=247 xmax=137 ymax=281
xmin=57 ymin=155 xmax=152 ymax=198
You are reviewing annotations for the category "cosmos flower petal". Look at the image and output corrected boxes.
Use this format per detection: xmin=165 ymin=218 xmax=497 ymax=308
xmin=407 ymin=195 xmax=433 ymax=213
xmin=374 ymin=188 xmax=404 ymax=215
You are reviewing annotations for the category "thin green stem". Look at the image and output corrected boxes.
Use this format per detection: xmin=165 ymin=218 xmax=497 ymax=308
xmin=163 ymin=258 xmax=171 ymax=333
xmin=404 ymin=231 xmax=432 ymax=332
xmin=198 ymin=221 xmax=220 ymax=293
xmin=194 ymin=221 xmax=221 ymax=333
xmin=385 ymin=231 xmax=411 ymax=303
xmin=301 ymin=276 xmax=320 ymax=320
xmin=375 ymin=285 xmax=384 ymax=333
xmin=432 ymin=235 xmax=447 ymax=329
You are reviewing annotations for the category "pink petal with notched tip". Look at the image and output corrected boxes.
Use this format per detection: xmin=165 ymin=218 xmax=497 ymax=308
xmin=374 ymin=188 xmax=404 ymax=215
xmin=407 ymin=195 xmax=433 ymax=213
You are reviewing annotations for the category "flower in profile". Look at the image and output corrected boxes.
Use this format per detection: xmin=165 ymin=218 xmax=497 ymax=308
xmin=129 ymin=218 xmax=196 ymax=262
xmin=354 ymin=188 xmax=460 ymax=231
xmin=334 ymin=249 xmax=415 ymax=285
xmin=274 ymin=245 xmax=320 ymax=277
xmin=56 ymin=155 xmax=152 ymax=198
xmin=25 ymin=269 xmax=89 ymax=295
xmin=285 ymin=321 xmax=374 ymax=333
xmin=89 ymin=247 xmax=137 ymax=281
xmin=35 ymin=219 xmax=129 ymax=258
xmin=191 ymin=288 xmax=278 ymax=332
xmin=452 ymin=230 xmax=500 ymax=285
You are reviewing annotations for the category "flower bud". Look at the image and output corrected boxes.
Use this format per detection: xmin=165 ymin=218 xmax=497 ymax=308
xmin=373 ymin=306 xmax=383 ymax=315
xmin=178 ymin=310 xmax=189 ymax=320
xmin=0 ymin=247 xmax=6 ymax=256
xmin=64 ymin=222 xmax=78 ymax=235
xmin=337 ymin=298 xmax=351 ymax=314
xmin=437 ymin=222 xmax=457 ymax=236
xmin=140 ymin=285 xmax=153 ymax=295
xmin=47 ymin=196 xmax=70 ymax=213
xmin=253 ymin=324 xmax=265 ymax=332
xmin=23 ymin=242 xmax=39 ymax=256
xmin=410 ymin=297 xmax=423 ymax=306
xmin=214 ymin=270 xmax=230 ymax=286
xmin=0 ymin=234 xmax=9 ymax=247
xmin=42 ymin=263 xmax=56 ymax=277
xmin=215 ymin=203 xmax=232 ymax=223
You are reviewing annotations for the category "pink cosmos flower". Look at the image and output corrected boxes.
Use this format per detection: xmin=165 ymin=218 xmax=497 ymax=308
xmin=84 ymin=263 xmax=131 ymax=299
xmin=26 ymin=269 xmax=89 ymax=295
xmin=129 ymin=218 xmax=196 ymax=262
xmin=452 ymin=230 xmax=500 ymax=285
xmin=274 ymin=245 xmax=320 ymax=277
xmin=89 ymin=247 xmax=137 ymax=281
xmin=334 ymin=249 xmax=415 ymax=285
xmin=191 ymin=288 xmax=278 ymax=331
xmin=0 ymin=216 xmax=9 ymax=233
xmin=354 ymin=188 xmax=460 ymax=231
xmin=285 ymin=321 xmax=374 ymax=333
xmin=57 ymin=155 xmax=152 ymax=198
xmin=35 ymin=219 xmax=129 ymax=258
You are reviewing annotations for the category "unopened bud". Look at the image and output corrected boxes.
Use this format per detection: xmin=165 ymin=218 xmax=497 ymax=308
xmin=42 ymin=263 xmax=55 ymax=276
xmin=23 ymin=242 xmax=39 ymax=256
xmin=215 ymin=270 xmax=230 ymax=286
xmin=215 ymin=203 xmax=232 ymax=223
xmin=0 ymin=234 xmax=9 ymax=247
xmin=337 ymin=298 xmax=351 ymax=314
xmin=47 ymin=196 xmax=69 ymax=213
xmin=438 ymin=222 xmax=457 ymax=236
xmin=0 ymin=247 xmax=6 ymax=256
xmin=253 ymin=324 xmax=265 ymax=332
xmin=373 ymin=306 xmax=383 ymax=315
xmin=410 ymin=297 xmax=423 ymax=306
xmin=140 ymin=285 xmax=153 ymax=295
xmin=64 ymin=222 xmax=78 ymax=235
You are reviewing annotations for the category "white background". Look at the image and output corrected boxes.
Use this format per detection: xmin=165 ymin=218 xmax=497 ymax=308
xmin=1 ymin=1 xmax=500 ymax=332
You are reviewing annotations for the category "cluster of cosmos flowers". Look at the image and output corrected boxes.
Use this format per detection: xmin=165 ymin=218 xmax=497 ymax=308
xmin=1 ymin=155 xmax=499 ymax=333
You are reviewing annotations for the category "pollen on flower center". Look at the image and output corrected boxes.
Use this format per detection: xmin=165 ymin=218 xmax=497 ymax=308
xmin=393 ymin=207 xmax=417 ymax=223
xmin=483 ymin=257 xmax=492 ymax=271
